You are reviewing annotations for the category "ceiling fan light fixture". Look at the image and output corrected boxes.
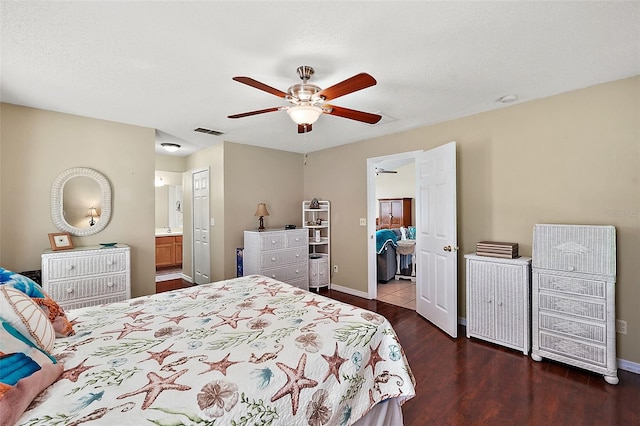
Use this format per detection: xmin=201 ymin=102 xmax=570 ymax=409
xmin=287 ymin=105 xmax=323 ymax=125
xmin=161 ymin=142 xmax=181 ymax=152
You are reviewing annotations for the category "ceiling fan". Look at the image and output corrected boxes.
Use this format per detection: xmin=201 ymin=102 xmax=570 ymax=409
xmin=228 ymin=66 xmax=382 ymax=133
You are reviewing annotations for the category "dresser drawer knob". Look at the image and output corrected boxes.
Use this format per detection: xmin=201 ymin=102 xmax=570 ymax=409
xmin=271 ymin=274 xmax=276 ymax=278
xmin=66 ymin=265 xmax=74 ymax=271
xmin=567 ymin=266 xmax=575 ymax=271
xmin=295 ymin=269 xmax=300 ymax=274
xmin=295 ymin=238 xmax=300 ymax=242
xmin=271 ymin=240 xmax=276 ymax=244
xmin=271 ymin=257 xmax=276 ymax=262
xmin=107 ymin=282 xmax=114 ymax=287
xmin=66 ymin=288 xmax=74 ymax=294
xmin=107 ymin=260 xmax=114 ymax=266
xmin=295 ymin=254 xmax=300 ymax=258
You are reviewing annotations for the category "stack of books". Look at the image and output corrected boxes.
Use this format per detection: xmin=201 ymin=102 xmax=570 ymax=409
xmin=476 ymin=241 xmax=519 ymax=259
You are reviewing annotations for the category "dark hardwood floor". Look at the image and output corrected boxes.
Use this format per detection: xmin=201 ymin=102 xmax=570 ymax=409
xmin=157 ymin=279 xmax=640 ymax=425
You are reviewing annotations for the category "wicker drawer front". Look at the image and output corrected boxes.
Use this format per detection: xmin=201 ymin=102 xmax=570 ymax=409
xmin=310 ymin=257 xmax=329 ymax=287
xmin=539 ymin=312 xmax=606 ymax=344
xmin=537 ymin=274 xmax=605 ymax=298
xmin=47 ymin=274 xmax=128 ymax=303
xmin=47 ymin=252 xmax=128 ymax=279
xmin=539 ymin=332 xmax=606 ymax=366
xmin=539 ymin=293 xmax=605 ymax=321
xmin=259 ymin=247 xmax=308 ymax=267
xmin=259 ymin=234 xmax=286 ymax=250
xmin=260 ymin=263 xmax=307 ymax=282
xmin=533 ymin=224 xmax=615 ymax=276
xmin=63 ymin=294 xmax=127 ymax=310
xmin=285 ymin=231 xmax=307 ymax=248
xmin=288 ymin=277 xmax=309 ymax=291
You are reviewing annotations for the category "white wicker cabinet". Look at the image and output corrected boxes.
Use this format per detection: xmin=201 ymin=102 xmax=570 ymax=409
xmin=531 ymin=224 xmax=618 ymax=385
xmin=302 ymin=200 xmax=330 ymax=291
xmin=41 ymin=245 xmax=131 ymax=310
xmin=243 ymin=229 xmax=309 ymax=290
xmin=465 ymin=254 xmax=532 ymax=355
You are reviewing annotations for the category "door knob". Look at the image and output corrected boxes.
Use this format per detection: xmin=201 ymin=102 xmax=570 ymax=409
xmin=443 ymin=245 xmax=452 ymax=252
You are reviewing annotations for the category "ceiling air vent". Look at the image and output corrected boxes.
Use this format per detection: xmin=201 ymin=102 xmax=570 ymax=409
xmin=194 ymin=127 xmax=225 ymax=136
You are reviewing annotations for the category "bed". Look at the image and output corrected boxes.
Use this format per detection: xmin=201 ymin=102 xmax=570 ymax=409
xmin=3 ymin=273 xmax=416 ymax=426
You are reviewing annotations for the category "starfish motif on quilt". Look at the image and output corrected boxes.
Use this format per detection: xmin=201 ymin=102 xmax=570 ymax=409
xmin=102 ymin=321 xmax=152 ymax=339
xmin=180 ymin=289 xmax=204 ymax=300
xmin=271 ymin=353 xmax=318 ymax=415
xmin=255 ymin=304 xmax=277 ymax=316
xmin=60 ymin=358 xmax=97 ymax=382
xmin=321 ymin=342 xmax=347 ymax=383
xmin=142 ymin=344 xmax=179 ymax=365
xmin=162 ymin=313 xmax=190 ymax=324
xmin=315 ymin=308 xmax=354 ymax=323
xmin=199 ymin=353 xmax=240 ymax=376
xmin=303 ymin=298 xmax=322 ymax=307
xmin=262 ymin=286 xmax=287 ymax=297
xmin=116 ymin=369 xmax=191 ymax=409
xmin=255 ymin=279 xmax=271 ymax=286
xmin=122 ymin=309 xmax=147 ymax=320
xmin=211 ymin=310 xmax=251 ymax=329
xmin=365 ymin=341 xmax=386 ymax=373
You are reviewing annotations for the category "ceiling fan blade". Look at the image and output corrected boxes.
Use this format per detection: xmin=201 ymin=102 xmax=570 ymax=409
xmin=317 ymin=73 xmax=377 ymax=101
xmin=324 ymin=105 xmax=382 ymax=124
xmin=227 ymin=107 xmax=281 ymax=119
xmin=298 ymin=123 xmax=312 ymax=133
xmin=232 ymin=76 xmax=287 ymax=98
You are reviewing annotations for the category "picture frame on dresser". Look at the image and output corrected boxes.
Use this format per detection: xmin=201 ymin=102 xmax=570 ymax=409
xmin=48 ymin=232 xmax=74 ymax=251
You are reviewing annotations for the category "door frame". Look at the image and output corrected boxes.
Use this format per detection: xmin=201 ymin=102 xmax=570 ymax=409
xmin=367 ymin=150 xmax=422 ymax=300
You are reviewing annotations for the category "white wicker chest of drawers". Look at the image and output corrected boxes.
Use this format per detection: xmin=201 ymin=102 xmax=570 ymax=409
xmin=243 ymin=229 xmax=309 ymax=290
xmin=465 ymin=254 xmax=532 ymax=355
xmin=531 ymin=224 xmax=617 ymax=384
xmin=41 ymin=245 xmax=131 ymax=310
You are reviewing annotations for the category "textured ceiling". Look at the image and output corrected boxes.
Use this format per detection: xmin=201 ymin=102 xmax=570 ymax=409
xmin=1 ymin=1 xmax=639 ymax=156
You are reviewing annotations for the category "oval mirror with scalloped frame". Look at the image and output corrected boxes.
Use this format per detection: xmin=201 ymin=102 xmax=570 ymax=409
xmin=51 ymin=167 xmax=112 ymax=236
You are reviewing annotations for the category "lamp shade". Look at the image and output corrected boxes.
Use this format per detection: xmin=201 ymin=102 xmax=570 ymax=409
xmin=87 ymin=207 xmax=99 ymax=218
xmin=286 ymin=105 xmax=322 ymax=125
xmin=255 ymin=203 xmax=269 ymax=217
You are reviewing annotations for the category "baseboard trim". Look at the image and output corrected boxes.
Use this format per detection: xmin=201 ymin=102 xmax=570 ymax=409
xmin=618 ymin=358 xmax=640 ymax=374
xmin=181 ymin=273 xmax=193 ymax=283
xmin=329 ymin=283 xmax=370 ymax=299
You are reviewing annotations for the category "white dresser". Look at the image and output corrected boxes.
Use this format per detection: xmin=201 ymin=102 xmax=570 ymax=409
xmin=531 ymin=224 xmax=618 ymax=384
xmin=465 ymin=254 xmax=532 ymax=355
xmin=41 ymin=245 xmax=131 ymax=310
xmin=243 ymin=229 xmax=309 ymax=290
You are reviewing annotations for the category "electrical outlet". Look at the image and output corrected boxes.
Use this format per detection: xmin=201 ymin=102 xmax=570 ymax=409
xmin=359 ymin=218 xmax=366 ymax=226
xmin=616 ymin=319 xmax=627 ymax=334
xmin=333 ymin=265 xmax=338 ymax=273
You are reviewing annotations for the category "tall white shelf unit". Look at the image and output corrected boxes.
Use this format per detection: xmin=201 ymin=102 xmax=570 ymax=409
xmin=302 ymin=200 xmax=330 ymax=291
xmin=531 ymin=224 xmax=618 ymax=385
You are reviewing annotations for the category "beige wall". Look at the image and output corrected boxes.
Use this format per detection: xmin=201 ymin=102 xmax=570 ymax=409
xmin=182 ymin=142 xmax=303 ymax=282
xmin=0 ymin=103 xmax=156 ymax=297
xmin=304 ymin=76 xmax=640 ymax=363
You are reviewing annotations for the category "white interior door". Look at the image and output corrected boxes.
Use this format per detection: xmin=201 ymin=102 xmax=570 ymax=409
xmin=192 ymin=169 xmax=210 ymax=284
xmin=415 ymin=142 xmax=458 ymax=337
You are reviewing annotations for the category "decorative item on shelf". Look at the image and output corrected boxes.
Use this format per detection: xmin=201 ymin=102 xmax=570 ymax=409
xmin=254 ymin=203 xmax=270 ymax=231
xmin=48 ymin=232 xmax=74 ymax=251
xmin=310 ymin=198 xmax=320 ymax=209
xmin=316 ymin=218 xmax=322 ymax=225
xmin=99 ymin=242 xmax=117 ymax=247
xmin=87 ymin=207 xmax=99 ymax=226
xmin=476 ymin=241 xmax=519 ymax=258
